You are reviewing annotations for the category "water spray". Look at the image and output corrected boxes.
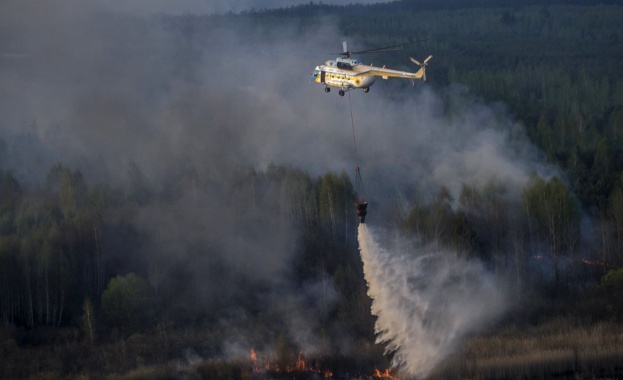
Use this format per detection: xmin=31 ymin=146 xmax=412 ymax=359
xmin=357 ymin=224 xmax=508 ymax=378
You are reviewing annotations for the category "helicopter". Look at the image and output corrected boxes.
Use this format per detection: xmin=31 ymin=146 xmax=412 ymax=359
xmin=312 ymin=41 xmax=432 ymax=96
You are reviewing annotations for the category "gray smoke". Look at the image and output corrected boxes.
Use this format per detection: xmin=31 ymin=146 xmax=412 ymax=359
xmin=0 ymin=3 xmax=553 ymax=197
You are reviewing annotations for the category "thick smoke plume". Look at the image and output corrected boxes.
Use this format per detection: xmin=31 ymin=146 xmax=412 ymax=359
xmin=358 ymin=224 xmax=508 ymax=377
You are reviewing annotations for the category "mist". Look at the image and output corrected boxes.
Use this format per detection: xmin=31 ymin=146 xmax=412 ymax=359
xmin=1 ymin=0 xmax=556 ymax=369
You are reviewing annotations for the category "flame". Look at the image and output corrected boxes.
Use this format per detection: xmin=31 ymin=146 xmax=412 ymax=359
xmin=581 ymin=258 xmax=606 ymax=267
xmin=374 ymin=368 xmax=400 ymax=379
xmin=295 ymin=351 xmax=306 ymax=371
xmin=249 ymin=348 xmax=398 ymax=379
xmin=249 ymin=348 xmax=333 ymax=378
xmin=250 ymin=348 xmax=259 ymax=374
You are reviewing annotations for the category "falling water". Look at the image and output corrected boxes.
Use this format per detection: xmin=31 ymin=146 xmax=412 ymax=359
xmin=358 ymin=224 xmax=507 ymax=378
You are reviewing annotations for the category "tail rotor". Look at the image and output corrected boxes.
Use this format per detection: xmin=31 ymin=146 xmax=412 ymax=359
xmin=410 ymin=55 xmax=433 ymax=81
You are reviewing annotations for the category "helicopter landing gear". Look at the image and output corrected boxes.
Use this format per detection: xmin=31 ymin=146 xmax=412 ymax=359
xmin=324 ymin=87 xmax=330 ymax=93
xmin=363 ymin=87 xmax=369 ymax=93
xmin=339 ymin=89 xmax=345 ymax=96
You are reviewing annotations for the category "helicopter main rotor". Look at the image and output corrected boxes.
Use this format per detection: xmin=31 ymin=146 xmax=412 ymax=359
xmin=337 ymin=40 xmax=426 ymax=58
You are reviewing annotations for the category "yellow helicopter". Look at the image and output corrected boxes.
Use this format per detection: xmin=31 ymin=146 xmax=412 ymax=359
xmin=312 ymin=41 xmax=432 ymax=96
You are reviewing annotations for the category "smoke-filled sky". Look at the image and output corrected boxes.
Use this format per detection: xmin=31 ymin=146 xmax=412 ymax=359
xmin=0 ymin=0 xmax=554 ymax=197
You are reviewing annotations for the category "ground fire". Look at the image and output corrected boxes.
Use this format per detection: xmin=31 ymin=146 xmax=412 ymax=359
xmin=249 ymin=348 xmax=333 ymax=378
xmin=249 ymin=348 xmax=399 ymax=379
xmin=373 ymin=368 xmax=400 ymax=379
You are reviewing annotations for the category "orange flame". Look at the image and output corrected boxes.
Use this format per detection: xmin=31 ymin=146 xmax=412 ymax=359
xmin=374 ymin=368 xmax=400 ymax=379
xmin=248 ymin=348 xmax=335 ymax=378
xmin=250 ymin=348 xmax=259 ymax=374
xmin=581 ymin=258 xmax=606 ymax=267
xmin=295 ymin=351 xmax=306 ymax=371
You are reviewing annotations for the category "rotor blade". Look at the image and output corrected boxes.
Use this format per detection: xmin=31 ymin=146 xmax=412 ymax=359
xmin=412 ymin=58 xmax=422 ymax=66
xmin=343 ymin=41 xmax=348 ymax=53
xmin=424 ymin=55 xmax=433 ymax=64
xmin=348 ymin=39 xmax=427 ymax=55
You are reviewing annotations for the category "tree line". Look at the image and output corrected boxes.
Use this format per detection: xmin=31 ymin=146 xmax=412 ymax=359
xmin=2 ymin=158 xmax=623 ymax=377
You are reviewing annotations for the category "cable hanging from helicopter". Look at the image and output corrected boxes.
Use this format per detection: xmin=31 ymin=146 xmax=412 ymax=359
xmin=313 ymin=40 xmax=433 ymax=222
xmin=348 ymin=91 xmax=368 ymax=224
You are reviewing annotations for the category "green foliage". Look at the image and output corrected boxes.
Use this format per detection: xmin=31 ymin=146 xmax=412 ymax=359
xmin=101 ymin=273 xmax=156 ymax=335
xmin=609 ymin=182 xmax=623 ymax=250
xmin=192 ymin=359 xmax=251 ymax=380
xmin=275 ymin=334 xmax=292 ymax=370
xmin=523 ymin=176 xmax=580 ymax=285
xmin=117 ymin=366 xmax=176 ymax=380
xmin=404 ymin=186 xmax=478 ymax=252
xmin=601 ymin=267 xmax=623 ymax=295
xmin=46 ymin=164 xmax=87 ymax=219
xmin=601 ymin=267 xmax=623 ymax=315
xmin=523 ymin=176 xmax=580 ymax=253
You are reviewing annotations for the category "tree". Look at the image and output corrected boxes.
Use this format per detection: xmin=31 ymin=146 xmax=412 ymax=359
xmin=317 ymin=171 xmax=354 ymax=240
xmin=275 ymin=334 xmax=293 ymax=371
xmin=608 ymin=180 xmax=623 ymax=266
xmin=523 ymin=176 xmax=580 ymax=286
xmin=81 ymin=296 xmax=96 ymax=344
xmin=600 ymin=267 xmax=623 ymax=318
xmin=46 ymin=164 xmax=86 ymax=219
xmin=101 ymin=273 xmax=156 ymax=335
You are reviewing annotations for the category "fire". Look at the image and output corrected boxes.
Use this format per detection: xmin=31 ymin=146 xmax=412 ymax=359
xmin=581 ymin=258 xmax=606 ymax=267
xmin=374 ymin=368 xmax=400 ymax=379
xmin=249 ymin=348 xmax=333 ymax=378
xmin=250 ymin=348 xmax=259 ymax=374
xmin=295 ymin=351 xmax=306 ymax=371
xmin=249 ymin=348 xmax=397 ymax=379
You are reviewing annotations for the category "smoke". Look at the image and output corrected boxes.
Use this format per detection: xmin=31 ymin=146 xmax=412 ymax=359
xmin=1 ymin=0 xmax=555 ymax=364
xmin=358 ymin=224 xmax=508 ymax=377
xmin=0 ymin=3 xmax=554 ymax=197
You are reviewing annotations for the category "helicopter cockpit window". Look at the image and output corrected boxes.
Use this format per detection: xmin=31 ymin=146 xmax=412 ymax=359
xmin=337 ymin=62 xmax=352 ymax=69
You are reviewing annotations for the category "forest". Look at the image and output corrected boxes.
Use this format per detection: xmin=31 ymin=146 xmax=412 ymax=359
xmin=2 ymin=0 xmax=623 ymax=379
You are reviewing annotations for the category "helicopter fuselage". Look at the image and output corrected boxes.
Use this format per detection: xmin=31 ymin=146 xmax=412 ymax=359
xmin=312 ymin=57 xmax=377 ymax=92
xmin=312 ymin=55 xmax=430 ymax=96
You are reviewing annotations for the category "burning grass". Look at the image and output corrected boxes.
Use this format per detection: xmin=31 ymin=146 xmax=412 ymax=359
xmin=6 ymin=317 xmax=622 ymax=379
xmin=428 ymin=317 xmax=623 ymax=379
